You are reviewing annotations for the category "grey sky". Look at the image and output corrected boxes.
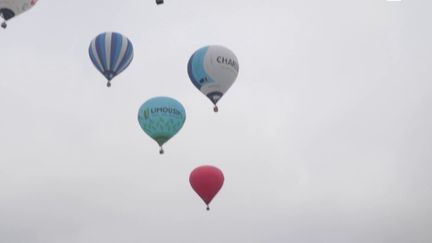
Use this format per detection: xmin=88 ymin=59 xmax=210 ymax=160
xmin=1 ymin=1 xmax=431 ymax=242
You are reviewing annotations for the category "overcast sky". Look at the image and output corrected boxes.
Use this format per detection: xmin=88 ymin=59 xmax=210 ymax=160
xmin=1 ymin=0 xmax=431 ymax=242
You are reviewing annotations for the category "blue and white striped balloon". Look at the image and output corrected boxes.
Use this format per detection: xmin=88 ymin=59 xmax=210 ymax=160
xmin=89 ymin=32 xmax=134 ymax=87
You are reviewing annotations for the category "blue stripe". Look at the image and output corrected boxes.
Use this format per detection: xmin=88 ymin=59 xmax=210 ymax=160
xmin=116 ymin=40 xmax=133 ymax=74
xmin=189 ymin=46 xmax=212 ymax=89
xmin=110 ymin=33 xmax=123 ymax=72
xmin=89 ymin=46 xmax=104 ymax=74
xmin=187 ymin=52 xmax=201 ymax=89
xmin=95 ymin=34 xmax=108 ymax=72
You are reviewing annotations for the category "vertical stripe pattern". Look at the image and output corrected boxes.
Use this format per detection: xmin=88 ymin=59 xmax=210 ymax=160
xmin=89 ymin=32 xmax=134 ymax=81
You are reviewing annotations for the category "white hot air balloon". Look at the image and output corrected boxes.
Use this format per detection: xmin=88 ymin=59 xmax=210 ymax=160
xmin=0 ymin=0 xmax=38 ymax=28
xmin=187 ymin=45 xmax=239 ymax=112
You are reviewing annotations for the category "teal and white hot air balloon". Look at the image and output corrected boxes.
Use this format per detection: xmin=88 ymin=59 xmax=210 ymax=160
xmin=187 ymin=45 xmax=239 ymax=112
xmin=138 ymin=97 xmax=186 ymax=154
xmin=88 ymin=32 xmax=134 ymax=87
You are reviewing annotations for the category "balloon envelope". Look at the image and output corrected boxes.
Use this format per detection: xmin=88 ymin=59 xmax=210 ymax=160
xmin=187 ymin=45 xmax=239 ymax=112
xmin=138 ymin=97 xmax=186 ymax=154
xmin=190 ymin=165 xmax=224 ymax=210
xmin=88 ymin=32 xmax=134 ymax=87
xmin=0 ymin=0 xmax=38 ymax=28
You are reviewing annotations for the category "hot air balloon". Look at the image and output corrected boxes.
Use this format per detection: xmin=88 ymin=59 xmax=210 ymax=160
xmin=88 ymin=32 xmax=134 ymax=87
xmin=190 ymin=165 xmax=224 ymax=211
xmin=138 ymin=97 xmax=186 ymax=154
xmin=187 ymin=45 xmax=239 ymax=112
xmin=0 ymin=0 xmax=38 ymax=29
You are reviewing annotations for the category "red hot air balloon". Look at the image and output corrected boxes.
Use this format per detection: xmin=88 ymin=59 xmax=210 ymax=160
xmin=189 ymin=165 xmax=224 ymax=211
